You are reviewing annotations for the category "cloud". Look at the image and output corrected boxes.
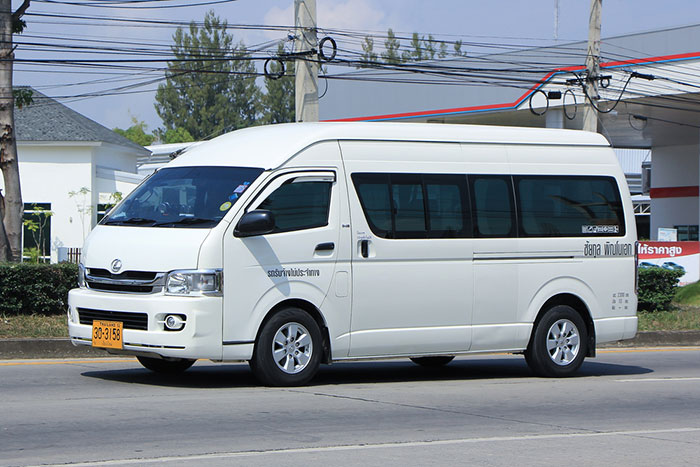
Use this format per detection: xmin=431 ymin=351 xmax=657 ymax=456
xmin=264 ymin=0 xmax=388 ymax=37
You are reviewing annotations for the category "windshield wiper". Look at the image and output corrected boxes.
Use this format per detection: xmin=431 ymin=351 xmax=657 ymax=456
xmin=103 ymin=217 xmax=157 ymax=226
xmin=154 ymin=217 xmax=217 ymax=227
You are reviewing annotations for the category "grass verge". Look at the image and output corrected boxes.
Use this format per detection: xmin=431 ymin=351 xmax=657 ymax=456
xmin=0 ymin=314 xmax=69 ymax=339
xmin=637 ymin=305 xmax=700 ymax=331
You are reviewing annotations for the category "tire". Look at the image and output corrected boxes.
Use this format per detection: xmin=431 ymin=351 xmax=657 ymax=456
xmin=525 ymin=305 xmax=588 ymax=377
xmin=410 ymin=356 xmax=455 ymax=367
xmin=137 ymin=356 xmax=195 ymax=374
xmin=250 ymin=308 xmax=323 ymax=386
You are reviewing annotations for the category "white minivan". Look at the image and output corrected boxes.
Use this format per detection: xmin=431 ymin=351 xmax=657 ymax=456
xmin=68 ymin=122 xmax=638 ymax=386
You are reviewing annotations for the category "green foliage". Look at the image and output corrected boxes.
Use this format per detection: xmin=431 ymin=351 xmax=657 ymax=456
xmin=155 ymin=10 xmax=260 ymax=140
xmin=382 ymin=29 xmax=403 ymax=64
xmin=113 ymin=117 xmax=156 ymax=146
xmin=22 ymin=247 xmax=40 ymax=263
xmin=637 ymin=267 xmax=685 ymax=311
xmin=361 ymin=29 xmax=467 ymax=69
xmin=0 ymin=262 xmax=79 ymax=316
xmin=161 ymin=127 xmax=195 ymax=144
xmin=13 ymin=89 xmax=33 ymax=109
xmin=261 ymin=44 xmax=295 ymax=124
xmin=360 ymin=36 xmax=378 ymax=67
xmin=402 ymin=32 xmax=425 ymax=62
xmin=453 ymin=39 xmax=467 ymax=57
xmin=23 ymin=204 xmax=53 ymax=261
xmin=674 ymin=280 xmax=700 ymax=306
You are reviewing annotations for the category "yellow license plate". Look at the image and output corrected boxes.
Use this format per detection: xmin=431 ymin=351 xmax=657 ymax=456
xmin=92 ymin=320 xmax=123 ymax=349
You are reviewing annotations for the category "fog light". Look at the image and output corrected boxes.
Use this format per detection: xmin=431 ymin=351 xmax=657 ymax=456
xmin=164 ymin=314 xmax=185 ymax=331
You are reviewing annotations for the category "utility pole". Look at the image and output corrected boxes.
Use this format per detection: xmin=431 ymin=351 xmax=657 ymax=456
xmin=582 ymin=0 xmax=602 ymax=133
xmin=294 ymin=0 xmax=318 ymax=122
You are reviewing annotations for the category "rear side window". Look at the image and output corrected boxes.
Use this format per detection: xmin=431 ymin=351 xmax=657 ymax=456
xmin=258 ymin=180 xmax=332 ymax=233
xmin=515 ymin=176 xmax=624 ymax=237
xmin=469 ymin=175 xmax=515 ymax=237
xmin=352 ymin=173 xmax=470 ymax=239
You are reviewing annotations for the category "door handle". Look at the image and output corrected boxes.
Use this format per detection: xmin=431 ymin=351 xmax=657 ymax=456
xmin=360 ymin=240 xmax=369 ymax=258
xmin=315 ymin=242 xmax=335 ymax=252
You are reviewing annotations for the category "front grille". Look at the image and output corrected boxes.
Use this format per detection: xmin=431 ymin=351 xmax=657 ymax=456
xmin=87 ymin=269 xmax=158 ymax=281
xmin=87 ymin=282 xmax=154 ymax=294
xmin=84 ymin=268 xmax=164 ymax=294
xmin=78 ymin=308 xmax=148 ymax=331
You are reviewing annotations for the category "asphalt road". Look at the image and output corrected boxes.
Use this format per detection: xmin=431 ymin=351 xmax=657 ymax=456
xmin=2 ymin=348 xmax=700 ymax=467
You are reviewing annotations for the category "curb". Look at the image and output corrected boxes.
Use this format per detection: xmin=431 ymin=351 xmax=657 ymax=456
xmin=1 ymin=332 xmax=700 ymax=360
xmin=0 ymin=339 xmax=110 ymax=359
xmin=599 ymin=330 xmax=700 ymax=348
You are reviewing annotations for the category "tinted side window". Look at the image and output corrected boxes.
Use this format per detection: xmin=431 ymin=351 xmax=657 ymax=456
xmin=424 ymin=175 xmax=470 ymax=238
xmin=516 ymin=176 xmax=625 ymax=237
xmin=354 ymin=173 xmax=393 ymax=237
xmin=258 ymin=181 xmax=332 ymax=233
xmin=391 ymin=174 xmax=427 ymax=238
xmin=352 ymin=173 xmax=470 ymax=239
xmin=470 ymin=175 xmax=515 ymax=237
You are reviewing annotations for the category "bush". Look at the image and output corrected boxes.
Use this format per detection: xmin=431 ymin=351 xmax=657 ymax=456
xmin=637 ymin=267 xmax=685 ymax=312
xmin=0 ymin=262 xmax=78 ymax=316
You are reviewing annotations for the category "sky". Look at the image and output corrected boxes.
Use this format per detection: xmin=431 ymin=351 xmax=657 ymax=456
xmin=12 ymin=0 xmax=700 ymax=133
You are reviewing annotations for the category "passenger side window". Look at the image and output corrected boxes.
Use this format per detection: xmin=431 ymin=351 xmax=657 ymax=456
xmin=352 ymin=173 xmax=470 ymax=239
xmin=470 ymin=176 xmax=515 ymax=237
xmin=257 ymin=180 xmax=332 ymax=233
xmin=354 ymin=174 xmax=393 ymax=237
xmin=516 ymin=176 xmax=624 ymax=237
xmin=391 ymin=175 xmax=427 ymax=237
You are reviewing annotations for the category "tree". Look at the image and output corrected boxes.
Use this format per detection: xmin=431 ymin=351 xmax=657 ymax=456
xmin=381 ymin=29 xmax=402 ymax=65
xmin=359 ymin=36 xmax=378 ymax=67
xmin=22 ymin=203 xmax=52 ymax=262
xmin=0 ymin=0 xmax=30 ymax=263
xmin=160 ymin=127 xmax=195 ymax=144
xmin=402 ymin=33 xmax=425 ymax=62
xmin=113 ymin=117 xmax=156 ymax=147
xmin=155 ymin=10 xmax=260 ymax=141
xmin=261 ymin=44 xmax=294 ymax=125
xmin=453 ymin=40 xmax=467 ymax=57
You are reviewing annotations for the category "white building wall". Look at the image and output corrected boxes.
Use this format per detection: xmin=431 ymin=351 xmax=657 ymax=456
xmin=650 ymin=144 xmax=700 ymax=239
xmin=1 ymin=142 xmax=144 ymax=263
xmin=9 ymin=143 xmax=97 ymax=262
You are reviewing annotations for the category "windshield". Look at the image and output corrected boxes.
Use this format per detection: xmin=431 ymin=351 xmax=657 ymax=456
xmin=102 ymin=166 xmax=264 ymax=228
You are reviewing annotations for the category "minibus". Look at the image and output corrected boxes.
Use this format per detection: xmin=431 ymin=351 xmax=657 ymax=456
xmin=68 ymin=122 xmax=638 ymax=386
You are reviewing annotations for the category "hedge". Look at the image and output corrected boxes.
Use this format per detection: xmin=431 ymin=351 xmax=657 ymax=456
xmin=637 ymin=267 xmax=685 ymax=312
xmin=0 ymin=262 xmax=78 ymax=316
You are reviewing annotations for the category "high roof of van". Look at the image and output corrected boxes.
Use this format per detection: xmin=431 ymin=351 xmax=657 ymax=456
xmin=168 ymin=122 xmax=610 ymax=170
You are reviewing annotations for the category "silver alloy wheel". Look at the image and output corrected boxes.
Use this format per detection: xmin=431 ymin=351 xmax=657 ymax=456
xmin=272 ymin=321 xmax=313 ymax=374
xmin=546 ymin=318 xmax=581 ymax=366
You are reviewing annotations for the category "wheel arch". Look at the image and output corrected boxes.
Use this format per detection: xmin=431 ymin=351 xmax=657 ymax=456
xmin=530 ymin=293 xmax=596 ymax=357
xmin=255 ymin=298 xmax=332 ymax=364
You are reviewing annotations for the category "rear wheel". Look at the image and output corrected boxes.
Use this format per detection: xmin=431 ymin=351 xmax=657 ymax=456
xmin=410 ymin=356 xmax=455 ymax=367
xmin=250 ymin=308 xmax=322 ymax=386
xmin=137 ymin=356 xmax=195 ymax=374
xmin=525 ymin=305 xmax=588 ymax=377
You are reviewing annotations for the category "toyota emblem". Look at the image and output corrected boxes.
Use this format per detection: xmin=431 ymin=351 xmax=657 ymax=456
xmin=110 ymin=259 xmax=122 ymax=273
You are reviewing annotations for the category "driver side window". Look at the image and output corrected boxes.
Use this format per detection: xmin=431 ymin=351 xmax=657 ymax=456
xmin=258 ymin=180 xmax=332 ymax=233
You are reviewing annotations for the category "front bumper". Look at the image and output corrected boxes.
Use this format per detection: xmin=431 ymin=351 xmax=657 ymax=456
xmin=68 ymin=288 xmax=223 ymax=360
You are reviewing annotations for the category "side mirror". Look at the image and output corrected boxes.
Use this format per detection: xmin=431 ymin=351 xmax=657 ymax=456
xmin=234 ymin=210 xmax=275 ymax=237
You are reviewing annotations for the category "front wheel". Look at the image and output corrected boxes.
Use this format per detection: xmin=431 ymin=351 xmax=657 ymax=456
xmin=525 ymin=305 xmax=588 ymax=377
xmin=137 ymin=356 xmax=195 ymax=374
xmin=250 ymin=308 xmax=322 ymax=386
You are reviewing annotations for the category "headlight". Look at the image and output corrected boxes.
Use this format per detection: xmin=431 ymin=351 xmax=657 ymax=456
xmin=165 ymin=269 xmax=222 ymax=296
xmin=78 ymin=264 xmax=86 ymax=288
